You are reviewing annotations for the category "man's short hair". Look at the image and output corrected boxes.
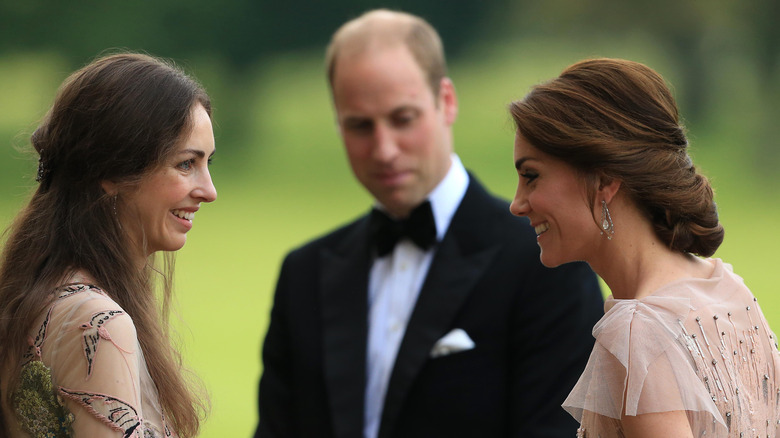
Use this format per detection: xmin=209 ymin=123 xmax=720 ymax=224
xmin=325 ymin=9 xmax=447 ymax=96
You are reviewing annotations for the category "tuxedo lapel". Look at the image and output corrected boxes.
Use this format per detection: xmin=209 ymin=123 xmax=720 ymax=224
xmin=378 ymin=179 xmax=504 ymax=438
xmin=320 ymin=216 xmax=373 ymax=438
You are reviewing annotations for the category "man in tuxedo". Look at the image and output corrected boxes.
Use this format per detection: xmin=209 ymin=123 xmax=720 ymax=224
xmin=255 ymin=9 xmax=604 ymax=438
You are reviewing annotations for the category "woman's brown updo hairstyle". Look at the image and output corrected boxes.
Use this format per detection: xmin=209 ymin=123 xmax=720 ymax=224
xmin=509 ymin=58 xmax=724 ymax=257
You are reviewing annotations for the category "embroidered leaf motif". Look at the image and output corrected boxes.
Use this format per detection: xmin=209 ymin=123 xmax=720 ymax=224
xmin=163 ymin=417 xmax=173 ymax=437
xmin=145 ymin=420 xmax=167 ymax=438
xmin=79 ymin=310 xmax=127 ymax=377
xmin=12 ymin=360 xmax=74 ymax=437
xmin=21 ymin=283 xmax=103 ymax=365
xmin=58 ymin=388 xmax=141 ymax=437
xmin=57 ymin=283 xmax=93 ymax=299
xmin=22 ymin=307 xmax=53 ymax=364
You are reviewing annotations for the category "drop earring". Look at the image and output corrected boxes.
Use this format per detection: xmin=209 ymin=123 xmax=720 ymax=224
xmin=600 ymin=200 xmax=614 ymax=240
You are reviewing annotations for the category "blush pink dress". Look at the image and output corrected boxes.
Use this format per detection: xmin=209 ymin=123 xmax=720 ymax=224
xmin=564 ymin=258 xmax=780 ymax=437
xmin=2 ymin=273 xmax=174 ymax=437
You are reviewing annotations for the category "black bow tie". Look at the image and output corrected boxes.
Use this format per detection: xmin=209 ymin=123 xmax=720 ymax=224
xmin=370 ymin=201 xmax=437 ymax=257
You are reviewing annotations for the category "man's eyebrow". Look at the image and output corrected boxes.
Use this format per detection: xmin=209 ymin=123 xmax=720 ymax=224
xmin=341 ymin=115 xmax=372 ymax=123
xmin=391 ymin=105 xmax=418 ymax=113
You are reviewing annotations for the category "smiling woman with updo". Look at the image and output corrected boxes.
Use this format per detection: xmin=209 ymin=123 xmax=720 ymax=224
xmin=509 ymin=58 xmax=779 ymax=437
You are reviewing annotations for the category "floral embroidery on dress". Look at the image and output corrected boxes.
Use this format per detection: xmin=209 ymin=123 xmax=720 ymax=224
xmin=59 ymin=388 xmax=143 ymax=437
xmin=57 ymin=283 xmax=102 ymax=300
xmin=143 ymin=419 xmax=167 ymax=438
xmin=162 ymin=413 xmax=174 ymax=437
xmin=10 ymin=282 xmax=171 ymax=437
xmin=22 ymin=307 xmax=53 ymax=364
xmin=12 ymin=360 xmax=75 ymax=437
xmin=79 ymin=309 xmax=129 ymax=377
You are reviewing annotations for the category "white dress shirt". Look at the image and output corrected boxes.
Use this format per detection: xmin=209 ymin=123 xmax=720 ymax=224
xmin=364 ymin=154 xmax=469 ymax=438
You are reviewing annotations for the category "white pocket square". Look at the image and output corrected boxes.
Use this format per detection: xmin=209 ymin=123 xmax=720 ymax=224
xmin=430 ymin=328 xmax=475 ymax=358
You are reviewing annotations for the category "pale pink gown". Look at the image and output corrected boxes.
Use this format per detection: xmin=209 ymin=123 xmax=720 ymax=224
xmin=2 ymin=273 xmax=174 ymax=437
xmin=564 ymin=258 xmax=780 ymax=437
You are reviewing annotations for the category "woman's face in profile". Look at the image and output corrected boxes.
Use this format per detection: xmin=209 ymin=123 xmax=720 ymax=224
xmin=122 ymin=103 xmax=217 ymax=256
xmin=509 ymin=132 xmax=599 ymax=267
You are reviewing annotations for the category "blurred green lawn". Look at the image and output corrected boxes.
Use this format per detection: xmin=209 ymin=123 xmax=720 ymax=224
xmin=1 ymin=39 xmax=778 ymax=437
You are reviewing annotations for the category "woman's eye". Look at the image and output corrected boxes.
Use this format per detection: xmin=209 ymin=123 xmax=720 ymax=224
xmin=177 ymin=159 xmax=195 ymax=171
xmin=520 ymin=172 xmax=538 ymax=183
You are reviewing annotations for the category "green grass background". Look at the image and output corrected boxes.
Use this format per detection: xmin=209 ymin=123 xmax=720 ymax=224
xmin=1 ymin=38 xmax=778 ymax=437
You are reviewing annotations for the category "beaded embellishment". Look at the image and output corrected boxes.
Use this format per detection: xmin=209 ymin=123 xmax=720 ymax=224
xmin=12 ymin=360 xmax=75 ymax=437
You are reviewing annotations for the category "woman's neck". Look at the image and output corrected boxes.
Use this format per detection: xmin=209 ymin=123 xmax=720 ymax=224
xmin=588 ymin=204 xmax=712 ymax=300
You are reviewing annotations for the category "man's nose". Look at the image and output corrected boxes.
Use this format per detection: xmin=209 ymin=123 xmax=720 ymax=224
xmin=371 ymin=124 xmax=400 ymax=162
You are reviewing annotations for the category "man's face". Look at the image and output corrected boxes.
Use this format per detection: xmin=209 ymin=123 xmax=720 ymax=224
xmin=331 ymin=44 xmax=457 ymax=218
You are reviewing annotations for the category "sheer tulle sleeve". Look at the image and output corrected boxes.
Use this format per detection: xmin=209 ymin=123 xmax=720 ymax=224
xmin=563 ymin=295 xmax=727 ymax=433
xmin=39 ymin=288 xmax=167 ymax=437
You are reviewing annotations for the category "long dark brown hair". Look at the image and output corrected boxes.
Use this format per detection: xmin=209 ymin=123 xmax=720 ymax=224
xmin=510 ymin=58 xmax=724 ymax=257
xmin=0 ymin=52 xmax=210 ymax=437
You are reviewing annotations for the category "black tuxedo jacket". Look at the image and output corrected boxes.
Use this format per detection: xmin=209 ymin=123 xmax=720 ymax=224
xmin=255 ymin=176 xmax=604 ymax=438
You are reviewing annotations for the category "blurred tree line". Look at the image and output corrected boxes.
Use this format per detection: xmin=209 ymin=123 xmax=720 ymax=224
xmin=1 ymin=0 xmax=777 ymax=171
xmin=0 ymin=0 xmax=497 ymax=68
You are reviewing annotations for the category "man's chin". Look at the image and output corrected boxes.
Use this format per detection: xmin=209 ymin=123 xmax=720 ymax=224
xmin=374 ymin=194 xmax=422 ymax=218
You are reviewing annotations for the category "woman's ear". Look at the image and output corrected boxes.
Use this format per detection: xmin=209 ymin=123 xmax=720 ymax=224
xmin=101 ymin=180 xmax=118 ymax=196
xmin=598 ymin=176 xmax=621 ymax=204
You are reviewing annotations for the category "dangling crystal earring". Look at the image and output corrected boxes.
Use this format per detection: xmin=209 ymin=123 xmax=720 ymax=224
xmin=112 ymin=195 xmax=118 ymax=217
xmin=600 ymin=200 xmax=614 ymax=240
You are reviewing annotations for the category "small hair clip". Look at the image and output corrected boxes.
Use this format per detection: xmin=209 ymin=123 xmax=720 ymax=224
xmin=36 ymin=150 xmax=48 ymax=183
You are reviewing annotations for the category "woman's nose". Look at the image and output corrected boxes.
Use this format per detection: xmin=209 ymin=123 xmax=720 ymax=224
xmin=195 ymin=169 xmax=218 ymax=202
xmin=510 ymin=187 xmax=529 ymax=217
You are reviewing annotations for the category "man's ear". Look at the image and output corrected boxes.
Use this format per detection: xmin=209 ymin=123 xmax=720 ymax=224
xmin=101 ymin=180 xmax=118 ymax=196
xmin=439 ymin=77 xmax=458 ymax=126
